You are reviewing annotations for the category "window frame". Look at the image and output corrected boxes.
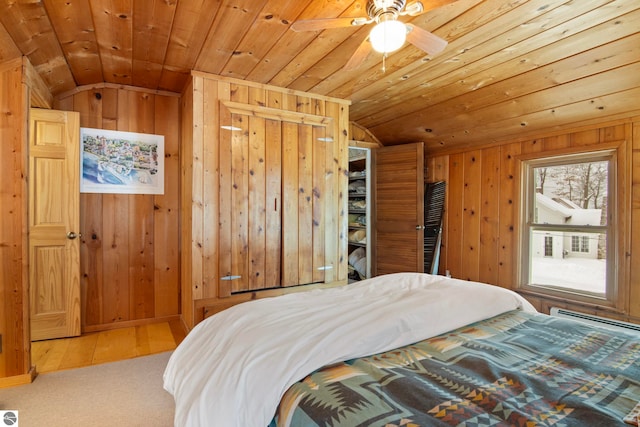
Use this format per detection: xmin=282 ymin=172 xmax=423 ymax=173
xmin=518 ymin=148 xmax=618 ymax=306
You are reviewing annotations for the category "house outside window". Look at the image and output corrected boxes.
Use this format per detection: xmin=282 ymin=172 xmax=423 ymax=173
xmin=520 ymin=150 xmax=615 ymax=301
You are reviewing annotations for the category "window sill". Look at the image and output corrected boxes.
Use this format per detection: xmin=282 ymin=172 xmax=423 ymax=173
xmin=516 ymin=288 xmax=625 ymax=315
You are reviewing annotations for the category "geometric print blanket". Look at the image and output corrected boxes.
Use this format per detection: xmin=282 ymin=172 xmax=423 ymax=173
xmin=271 ymin=310 xmax=640 ymax=426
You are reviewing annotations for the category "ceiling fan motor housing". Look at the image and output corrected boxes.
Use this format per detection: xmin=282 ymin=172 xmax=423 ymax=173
xmin=368 ymin=0 xmax=407 ymax=19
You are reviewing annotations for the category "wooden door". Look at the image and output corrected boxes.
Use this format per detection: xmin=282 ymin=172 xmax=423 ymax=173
xmin=219 ymin=110 xmax=283 ymax=295
xmin=374 ymin=142 xmax=425 ymax=275
xmin=218 ymin=105 xmax=330 ymax=295
xmin=282 ymin=122 xmax=328 ymax=288
xmin=29 ymin=108 xmax=81 ymax=341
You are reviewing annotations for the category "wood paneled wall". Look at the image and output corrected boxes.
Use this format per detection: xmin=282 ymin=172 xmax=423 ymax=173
xmin=427 ymin=117 xmax=640 ymax=321
xmin=0 ymin=58 xmax=30 ymax=381
xmin=54 ymin=85 xmax=181 ymax=331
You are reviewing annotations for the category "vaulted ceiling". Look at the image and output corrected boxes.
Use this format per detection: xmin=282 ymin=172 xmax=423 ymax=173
xmin=1 ymin=0 xmax=638 ymax=152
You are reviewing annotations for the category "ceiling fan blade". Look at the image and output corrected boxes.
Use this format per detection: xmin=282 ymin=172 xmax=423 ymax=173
xmin=291 ymin=17 xmax=367 ymax=32
xmin=405 ymin=24 xmax=448 ymax=56
xmin=343 ymin=37 xmax=373 ymax=71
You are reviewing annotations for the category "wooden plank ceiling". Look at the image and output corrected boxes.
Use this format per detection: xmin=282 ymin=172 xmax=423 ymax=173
xmin=0 ymin=0 xmax=638 ymax=152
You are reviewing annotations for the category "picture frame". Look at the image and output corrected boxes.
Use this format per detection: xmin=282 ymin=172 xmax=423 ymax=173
xmin=80 ymin=127 xmax=164 ymax=195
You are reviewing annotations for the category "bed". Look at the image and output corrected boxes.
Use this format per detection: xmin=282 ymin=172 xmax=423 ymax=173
xmin=163 ymin=273 xmax=640 ymax=427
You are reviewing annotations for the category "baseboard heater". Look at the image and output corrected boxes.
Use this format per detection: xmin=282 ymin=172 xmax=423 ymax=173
xmin=550 ymin=307 xmax=640 ymax=334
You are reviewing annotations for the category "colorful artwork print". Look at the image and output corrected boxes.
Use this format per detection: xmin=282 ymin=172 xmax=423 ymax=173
xmin=80 ymin=128 xmax=164 ymax=194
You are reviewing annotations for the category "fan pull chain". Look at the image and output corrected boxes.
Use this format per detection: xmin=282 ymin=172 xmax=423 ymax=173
xmin=382 ymin=53 xmax=387 ymax=73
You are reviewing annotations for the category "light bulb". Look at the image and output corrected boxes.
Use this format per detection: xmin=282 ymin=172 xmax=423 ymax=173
xmin=369 ymin=20 xmax=406 ymax=53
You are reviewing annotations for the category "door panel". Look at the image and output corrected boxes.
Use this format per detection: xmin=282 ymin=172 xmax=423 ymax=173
xmin=311 ymin=125 xmax=327 ymax=284
xmin=229 ymin=112 xmax=249 ymax=293
xmin=281 ymin=121 xmax=299 ymax=287
xmin=264 ymin=119 xmax=282 ymax=287
xmin=29 ymin=108 xmax=81 ymax=341
xmin=374 ymin=142 xmax=425 ymax=275
xmin=248 ymin=115 xmax=267 ymax=290
xmin=297 ymin=123 xmax=314 ymax=285
xmin=218 ymin=105 xmax=234 ymax=295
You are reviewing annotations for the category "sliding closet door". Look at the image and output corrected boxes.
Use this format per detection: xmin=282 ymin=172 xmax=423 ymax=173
xmin=374 ymin=142 xmax=425 ymax=275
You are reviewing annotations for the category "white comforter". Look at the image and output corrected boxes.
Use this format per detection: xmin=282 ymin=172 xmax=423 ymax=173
xmin=163 ymin=273 xmax=536 ymax=427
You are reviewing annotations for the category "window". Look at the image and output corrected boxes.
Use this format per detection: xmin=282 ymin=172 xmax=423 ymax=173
xmin=571 ymin=236 xmax=580 ymax=252
xmin=544 ymin=236 xmax=553 ymax=257
xmin=570 ymin=235 xmax=590 ymax=253
xmin=581 ymin=236 xmax=589 ymax=253
xmin=520 ymin=150 xmax=615 ymax=301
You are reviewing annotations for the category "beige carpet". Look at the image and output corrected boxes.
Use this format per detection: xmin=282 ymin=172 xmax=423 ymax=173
xmin=0 ymin=351 xmax=174 ymax=427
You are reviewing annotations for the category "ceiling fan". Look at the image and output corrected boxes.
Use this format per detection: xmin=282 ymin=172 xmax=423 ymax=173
xmin=291 ymin=0 xmax=448 ymax=70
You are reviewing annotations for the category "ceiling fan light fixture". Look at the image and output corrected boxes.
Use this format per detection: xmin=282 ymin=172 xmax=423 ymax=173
xmin=369 ymin=19 xmax=406 ymax=53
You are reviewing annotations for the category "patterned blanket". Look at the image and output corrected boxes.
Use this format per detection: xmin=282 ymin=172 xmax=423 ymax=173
xmin=272 ymin=310 xmax=640 ymax=426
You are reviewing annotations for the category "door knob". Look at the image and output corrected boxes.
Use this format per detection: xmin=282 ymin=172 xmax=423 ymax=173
xmin=67 ymin=231 xmax=82 ymax=240
xmin=416 ymin=225 xmax=425 ymax=230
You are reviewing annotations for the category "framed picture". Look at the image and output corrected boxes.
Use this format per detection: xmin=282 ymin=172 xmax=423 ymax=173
xmin=80 ymin=127 xmax=164 ymax=195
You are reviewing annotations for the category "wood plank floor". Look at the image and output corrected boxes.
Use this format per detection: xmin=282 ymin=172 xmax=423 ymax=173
xmin=31 ymin=319 xmax=186 ymax=373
